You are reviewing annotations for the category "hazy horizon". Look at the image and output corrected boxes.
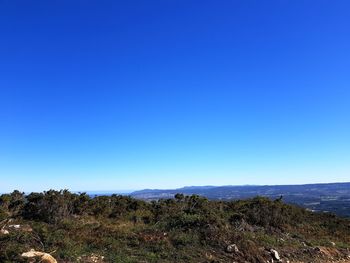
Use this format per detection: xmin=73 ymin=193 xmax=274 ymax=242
xmin=3 ymin=180 xmax=350 ymax=195
xmin=1 ymin=1 xmax=350 ymax=193
xmin=85 ymin=180 xmax=350 ymax=193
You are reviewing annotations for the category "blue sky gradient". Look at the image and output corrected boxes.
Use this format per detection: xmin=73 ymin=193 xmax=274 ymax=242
xmin=1 ymin=1 xmax=350 ymax=192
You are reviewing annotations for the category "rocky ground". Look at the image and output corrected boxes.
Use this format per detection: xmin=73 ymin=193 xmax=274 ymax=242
xmin=1 ymin=220 xmax=349 ymax=263
xmin=1 ymin=192 xmax=349 ymax=263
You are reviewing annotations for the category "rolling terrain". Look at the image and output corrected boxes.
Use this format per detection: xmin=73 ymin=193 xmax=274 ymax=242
xmin=131 ymin=182 xmax=350 ymax=217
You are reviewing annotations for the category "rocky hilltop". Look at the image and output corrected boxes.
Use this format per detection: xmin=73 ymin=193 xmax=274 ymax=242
xmin=0 ymin=190 xmax=349 ymax=262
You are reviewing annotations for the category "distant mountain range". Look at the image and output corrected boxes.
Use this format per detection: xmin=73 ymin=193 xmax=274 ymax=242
xmin=130 ymin=182 xmax=350 ymax=217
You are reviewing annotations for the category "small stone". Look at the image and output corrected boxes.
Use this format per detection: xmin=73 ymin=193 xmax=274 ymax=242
xmin=0 ymin=229 xmax=9 ymax=235
xmin=226 ymin=244 xmax=239 ymax=253
xmin=8 ymin=224 xmax=20 ymax=229
xmin=270 ymin=249 xmax=281 ymax=261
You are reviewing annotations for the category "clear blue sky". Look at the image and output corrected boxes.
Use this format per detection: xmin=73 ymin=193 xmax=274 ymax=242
xmin=1 ymin=1 xmax=350 ymax=192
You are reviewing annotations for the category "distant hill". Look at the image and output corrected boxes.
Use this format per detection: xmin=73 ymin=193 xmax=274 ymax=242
xmin=131 ymin=182 xmax=350 ymax=217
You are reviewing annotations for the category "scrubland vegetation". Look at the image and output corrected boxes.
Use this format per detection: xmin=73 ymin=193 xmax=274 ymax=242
xmin=0 ymin=190 xmax=349 ymax=262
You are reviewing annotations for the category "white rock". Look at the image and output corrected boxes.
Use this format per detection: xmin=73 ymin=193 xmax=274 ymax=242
xmin=9 ymin=224 xmax=20 ymax=229
xmin=21 ymin=249 xmax=57 ymax=263
xmin=270 ymin=249 xmax=281 ymax=261
xmin=226 ymin=244 xmax=239 ymax=253
xmin=0 ymin=229 xmax=9 ymax=235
